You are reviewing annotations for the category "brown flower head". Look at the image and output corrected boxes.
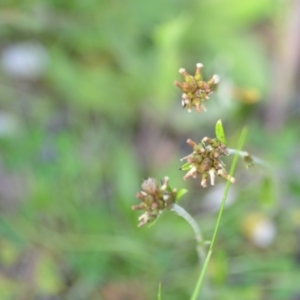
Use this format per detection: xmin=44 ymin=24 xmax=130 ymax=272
xmin=132 ymin=177 xmax=177 ymax=227
xmin=174 ymin=63 xmax=220 ymax=113
xmin=181 ymin=137 xmax=235 ymax=187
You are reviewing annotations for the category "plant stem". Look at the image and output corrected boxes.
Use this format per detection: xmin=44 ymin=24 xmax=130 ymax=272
xmin=190 ymin=127 xmax=248 ymax=300
xmin=171 ymin=204 xmax=205 ymax=266
xmin=191 ymin=250 xmax=212 ymax=300
xmin=157 ymin=282 xmax=162 ymax=300
xmin=227 ymin=148 xmax=271 ymax=169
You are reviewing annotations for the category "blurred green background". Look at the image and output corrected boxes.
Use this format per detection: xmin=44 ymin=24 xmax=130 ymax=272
xmin=0 ymin=0 xmax=300 ymax=299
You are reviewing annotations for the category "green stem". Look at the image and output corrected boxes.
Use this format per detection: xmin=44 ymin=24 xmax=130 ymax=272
xmin=190 ymin=127 xmax=248 ymax=300
xmin=171 ymin=204 xmax=205 ymax=266
xmin=191 ymin=250 xmax=212 ymax=300
xmin=227 ymin=148 xmax=270 ymax=169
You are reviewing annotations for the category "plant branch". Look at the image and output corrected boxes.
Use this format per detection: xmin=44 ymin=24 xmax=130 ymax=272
xmin=171 ymin=204 xmax=205 ymax=266
xmin=227 ymin=148 xmax=271 ymax=169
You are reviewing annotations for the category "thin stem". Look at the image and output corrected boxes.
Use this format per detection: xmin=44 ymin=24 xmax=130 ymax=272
xmin=157 ymin=282 xmax=162 ymax=300
xmin=190 ymin=250 xmax=212 ymax=300
xmin=227 ymin=148 xmax=271 ymax=169
xmin=171 ymin=204 xmax=205 ymax=266
xmin=210 ymin=129 xmax=248 ymax=250
xmin=190 ymin=127 xmax=248 ymax=300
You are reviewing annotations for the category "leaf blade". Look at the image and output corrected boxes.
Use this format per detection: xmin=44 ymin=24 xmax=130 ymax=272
xmin=176 ymin=188 xmax=188 ymax=201
xmin=215 ymin=119 xmax=227 ymax=144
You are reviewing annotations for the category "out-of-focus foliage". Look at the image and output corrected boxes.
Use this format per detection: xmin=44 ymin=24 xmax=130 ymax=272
xmin=0 ymin=0 xmax=300 ymax=299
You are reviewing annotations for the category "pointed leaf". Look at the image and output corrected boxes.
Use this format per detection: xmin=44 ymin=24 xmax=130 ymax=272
xmin=215 ymin=119 xmax=227 ymax=144
xmin=176 ymin=188 xmax=188 ymax=201
xmin=180 ymin=163 xmax=192 ymax=171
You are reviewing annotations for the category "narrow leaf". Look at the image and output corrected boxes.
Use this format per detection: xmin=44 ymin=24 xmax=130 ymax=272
xmin=215 ymin=119 xmax=227 ymax=144
xmin=181 ymin=163 xmax=192 ymax=171
xmin=176 ymin=188 xmax=188 ymax=201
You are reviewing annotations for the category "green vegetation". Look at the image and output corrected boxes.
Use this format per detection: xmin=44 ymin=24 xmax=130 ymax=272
xmin=0 ymin=0 xmax=300 ymax=299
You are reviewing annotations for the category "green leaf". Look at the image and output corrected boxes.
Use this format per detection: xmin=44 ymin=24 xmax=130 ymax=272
xmin=180 ymin=163 xmax=192 ymax=171
xmin=176 ymin=188 xmax=188 ymax=201
xmin=215 ymin=119 xmax=227 ymax=144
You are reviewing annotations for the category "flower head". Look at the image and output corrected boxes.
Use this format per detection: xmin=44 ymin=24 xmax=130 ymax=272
xmin=132 ymin=177 xmax=177 ymax=227
xmin=181 ymin=137 xmax=235 ymax=187
xmin=174 ymin=63 xmax=219 ymax=113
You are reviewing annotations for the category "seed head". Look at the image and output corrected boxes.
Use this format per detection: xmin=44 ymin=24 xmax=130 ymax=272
xmin=132 ymin=177 xmax=177 ymax=227
xmin=174 ymin=63 xmax=220 ymax=113
xmin=180 ymin=137 xmax=234 ymax=187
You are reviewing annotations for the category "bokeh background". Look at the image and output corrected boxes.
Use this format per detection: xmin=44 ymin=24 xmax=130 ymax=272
xmin=0 ymin=0 xmax=300 ymax=299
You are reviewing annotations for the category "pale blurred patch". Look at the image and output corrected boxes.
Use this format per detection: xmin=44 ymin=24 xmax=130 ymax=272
xmin=0 ymin=112 xmax=20 ymax=137
xmin=1 ymin=42 xmax=49 ymax=80
xmin=241 ymin=212 xmax=276 ymax=248
xmin=201 ymin=183 xmax=237 ymax=212
xmin=233 ymin=87 xmax=261 ymax=104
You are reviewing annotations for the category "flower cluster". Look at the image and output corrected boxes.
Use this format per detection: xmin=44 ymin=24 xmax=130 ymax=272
xmin=174 ymin=63 xmax=220 ymax=113
xmin=132 ymin=177 xmax=177 ymax=227
xmin=180 ymin=137 xmax=235 ymax=187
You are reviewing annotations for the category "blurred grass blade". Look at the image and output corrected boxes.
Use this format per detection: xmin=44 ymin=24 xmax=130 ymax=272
xmin=259 ymin=176 xmax=275 ymax=207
